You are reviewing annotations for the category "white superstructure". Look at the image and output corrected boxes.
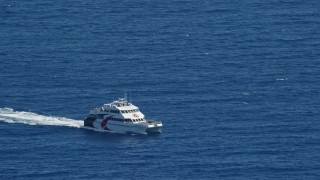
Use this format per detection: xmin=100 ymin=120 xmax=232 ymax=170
xmin=84 ymin=98 xmax=162 ymax=134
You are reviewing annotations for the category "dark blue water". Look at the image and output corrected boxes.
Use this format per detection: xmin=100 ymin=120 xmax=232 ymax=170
xmin=1 ymin=0 xmax=320 ymax=179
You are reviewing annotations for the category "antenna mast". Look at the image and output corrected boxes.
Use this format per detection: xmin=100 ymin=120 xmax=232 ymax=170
xmin=129 ymin=91 xmax=132 ymax=102
xmin=124 ymin=90 xmax=128 ymax=101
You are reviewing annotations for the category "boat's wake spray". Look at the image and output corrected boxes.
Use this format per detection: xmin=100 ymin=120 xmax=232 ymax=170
xmin=0 ymin=108 xmax=83 ymax=128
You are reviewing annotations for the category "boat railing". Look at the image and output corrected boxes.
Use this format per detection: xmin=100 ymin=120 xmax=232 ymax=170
xmin=146 ymin=120 xmax=162 ymax=125
xmin=92 ymin=107 xmax=109 ymax=112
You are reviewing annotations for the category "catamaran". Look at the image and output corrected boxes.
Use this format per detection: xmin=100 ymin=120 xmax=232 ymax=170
xmin=84 ymin=97 xmax=162 ymax=134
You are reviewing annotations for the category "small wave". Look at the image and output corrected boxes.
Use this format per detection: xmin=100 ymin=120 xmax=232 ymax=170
xmin=0 ymin=108 xmax=83 ymax=128
xmin=276 ymin=78 xmax=288 ymax=81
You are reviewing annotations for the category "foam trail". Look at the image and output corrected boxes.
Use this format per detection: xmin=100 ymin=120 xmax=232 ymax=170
xmin=0 ymin=108 xmax=83 ymax=128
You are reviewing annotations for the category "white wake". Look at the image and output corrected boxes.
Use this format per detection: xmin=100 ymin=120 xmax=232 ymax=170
xmin=0 ymin=108 xmax=83 ymax=128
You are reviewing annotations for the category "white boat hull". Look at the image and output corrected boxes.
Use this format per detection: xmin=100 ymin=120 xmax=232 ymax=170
xmin=86 ymin=117 xmax=162 ymax=134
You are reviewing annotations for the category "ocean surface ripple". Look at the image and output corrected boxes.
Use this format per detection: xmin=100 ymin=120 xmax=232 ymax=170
xmin=1 ymin=0 xmax=320 ymax=179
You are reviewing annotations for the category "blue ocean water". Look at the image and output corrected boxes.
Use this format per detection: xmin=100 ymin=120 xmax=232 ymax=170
xmin=1 ymin=0 xmax=320 ymax=179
